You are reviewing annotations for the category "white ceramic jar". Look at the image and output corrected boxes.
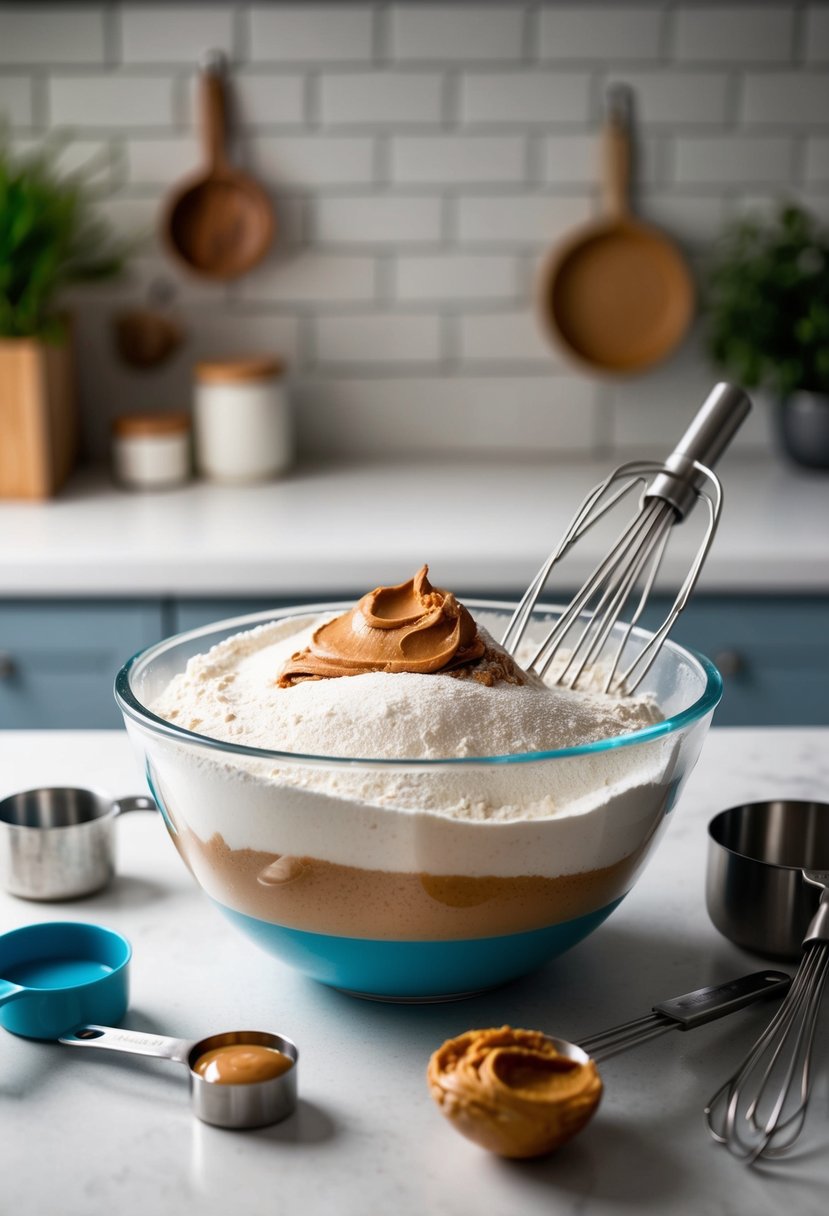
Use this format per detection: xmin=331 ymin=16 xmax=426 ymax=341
xmin=194 ymin=356 xmax=292 ymax=483
xmin=112 ymin=413 xmax=191 ymax=490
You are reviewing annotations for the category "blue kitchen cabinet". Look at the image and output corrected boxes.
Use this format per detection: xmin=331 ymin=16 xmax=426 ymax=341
xmin=0 ymin=600 xmax=165 ymax=729
xmin=650 ymin=596 xmax=829 ymax=727
xmin=173 ymin=598 xmax=293 ymax=634
xmin=0 ymin=596 xmax=826 ymax=728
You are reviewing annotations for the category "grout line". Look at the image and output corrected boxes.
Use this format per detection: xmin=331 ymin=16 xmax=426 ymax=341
xmin=103 ymin=2 xmax=121 ymax=68
xmin=442 ymin=313 xmax=459 ymax=372
xmin=793 ymin=0 xmax=808 ymax=65
xmin=524 ymin=2 xmax=540 ymax=64
xmin=30 ymin=71 xmax=48 ymax=128
xmin=660 ymin=1 xmax=676 ymax=63
xmin=374 ymin=2 xmax=388 ymax=66
xmin=306 ymin=71 xmax=320 ymax=128
xmin=234 ymin=3 xmax=250 ymax=65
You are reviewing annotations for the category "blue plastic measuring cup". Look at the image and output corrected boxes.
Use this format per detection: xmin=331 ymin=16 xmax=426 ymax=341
xmin=0 ymin=922 xmax=131 ymax=1040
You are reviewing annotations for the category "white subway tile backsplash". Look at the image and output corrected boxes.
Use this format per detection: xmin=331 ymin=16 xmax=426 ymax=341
xmin=239 ymin=253 xmax=377 ymax=305
xmin=734 ymin=190 xmax=829 ymax=227
xmin=0 ymin=76 xmax=32 ymax=126
xmin=13 ymin=136 xmax=111 ymax=180
xmin=805 ymin=138 xmax=829 ymax=184
xmin=605 ymin=71 xmax=729 ymax=127
xmin=742 ymin=72 xmax=829 ymax=125
xmin=249 ymin=5 xmax=373 ymax=63
xmin=543 ymin=133 xmax=662 ymax=187
xmin=0 ymin=7 xmax=104 ymax=64
xmin=296 ymin=375 xmax=598 ymax=456
xmin=607 ymin=336 xmax=773 ymax=455
xmin=93 ymin=195 xmax=158 ymax=241
xmin=675 ymin=6 xmax=794 ymax=63
xmin=315 ymin=314 xmax=442 ymax=365
xmin=126 ymin=137 xmax=199 ymax=186
xmin=248 ymin=136 xmax=376 ymax=188
xmin=315 ymin=195 xmax=443 ymax=245
xmin=805 ymin=5 xmax=829 ymax=61
xmin=539 ymin=6 xmax=663 ymax=62
xmin=390 ymin=5 xmax=523 ymax=63
xmin=6 ymin=0 xmax=814 ymax=464
xmin=50 ymin=75 xmax=173 ymax=127
xmin=456 ymin=194 xmax=592 ymax=246
xmin=638 ymin=193 xmax=728 ymax=246
xmin=185 ymin=72 xmax=306 ymax=128
xmin=320 ymin=73 xmax=443 ymax=127
xmin=121 ymin=5 xmax=234 ymax=63
xmin=460 ymin=71 xmax=591 ymax=125
xmin=459 ymin=311 xmax=558 ymax=365
xmin=395 ymin=254 xmax=519 ymax=302
xmin=391 ymin=135 xmax=525 ymax=186
xmin=675 ymin=136 xmax=795 ymax=185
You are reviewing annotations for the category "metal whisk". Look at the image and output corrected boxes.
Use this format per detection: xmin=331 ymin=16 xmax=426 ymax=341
xmin=705 ymin=870 xmax=829 ymax=1163
xmin=502 ymin=382 xmax=752 ymax=695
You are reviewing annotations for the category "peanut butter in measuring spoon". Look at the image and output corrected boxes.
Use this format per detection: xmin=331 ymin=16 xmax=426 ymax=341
xmin=427 ymin=1027 xmax=603 ymax=1158
xmin=194 ymin=1043 xmax=294 ymax=1085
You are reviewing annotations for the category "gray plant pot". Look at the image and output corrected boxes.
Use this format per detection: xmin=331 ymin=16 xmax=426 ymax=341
xmin=778 ymin=392 xmax=829 ymax=470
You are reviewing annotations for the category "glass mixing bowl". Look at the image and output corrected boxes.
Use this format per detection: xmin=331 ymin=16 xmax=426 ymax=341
xmin=115 ymin=602 xmax=721 ymax=1001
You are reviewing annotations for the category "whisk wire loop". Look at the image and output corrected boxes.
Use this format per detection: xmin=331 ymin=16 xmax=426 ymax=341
xmin=705 ymin=943 xmax=829 ymax=1163
xmin=503 ymin=458 xmax=723 ymax=697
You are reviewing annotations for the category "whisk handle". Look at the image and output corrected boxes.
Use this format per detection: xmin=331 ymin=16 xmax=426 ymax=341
xmin=653 ymin=970 xmax=790 ymax=1030
xmin=646 ymin=382 xmax=752 ymax=518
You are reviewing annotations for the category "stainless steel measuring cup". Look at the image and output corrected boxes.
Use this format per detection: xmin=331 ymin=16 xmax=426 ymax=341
xmin=0 ymin=787 xmax=157 ymax=900
xmin=60 ymin=1024 xmax=298 ymax=1129
xmin=706 ymin=799 xmax=829 ymax=959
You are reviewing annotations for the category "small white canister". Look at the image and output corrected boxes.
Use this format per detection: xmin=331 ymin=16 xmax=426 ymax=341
xmin=112 ymin=412 xmax=191 ymax=490
xmin=194 ymin=356 xmax=292 ymax=483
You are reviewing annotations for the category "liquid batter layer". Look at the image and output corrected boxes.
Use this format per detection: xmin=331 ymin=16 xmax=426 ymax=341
xmin=174 ymin=827 xmax=651 ymax=941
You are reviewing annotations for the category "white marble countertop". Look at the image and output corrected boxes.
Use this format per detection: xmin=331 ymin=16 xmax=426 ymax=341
xmin=1 ymin=456 xmax=828 ymax=597
xmin=1 ymin=727 xmax=828 ymax=1216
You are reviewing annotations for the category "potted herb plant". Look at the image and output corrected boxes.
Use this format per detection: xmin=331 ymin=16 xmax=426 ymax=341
xmin=704 ymin=204 xmax=829 ymax=470
xmin=0 ymin=137 xmax=124 ymax=497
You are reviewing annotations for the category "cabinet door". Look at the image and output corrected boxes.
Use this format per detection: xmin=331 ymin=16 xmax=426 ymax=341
xmin=173 ymin=598 xmax=296 ymax=634
xmin=0 ymin=601 xmax=165 ymax=729
xmin=647 ymin=597 xmax=829 ymax=727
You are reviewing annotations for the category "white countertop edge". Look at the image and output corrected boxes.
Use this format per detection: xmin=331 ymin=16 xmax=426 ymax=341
xmin=1 ymin=457 xmax=827 ymax=597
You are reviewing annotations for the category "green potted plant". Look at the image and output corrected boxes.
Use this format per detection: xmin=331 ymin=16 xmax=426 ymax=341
xmin=0 ymin=136 xmax=124 ymax=497
xmin=704 ymin=204 xmax=829 ymax=470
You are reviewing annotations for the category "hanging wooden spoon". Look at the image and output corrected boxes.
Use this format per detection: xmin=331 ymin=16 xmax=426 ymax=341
xmin=163 ymin=53 xmax=274 ymax=280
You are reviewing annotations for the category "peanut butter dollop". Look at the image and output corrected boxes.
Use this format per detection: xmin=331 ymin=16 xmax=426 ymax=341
xmin=278 ymin=566 xmax=485 ymax=686
xmin=427 ymin=1026 xmax=603 ymax=1159
xmin=193 ymin=1043 xmax=293 ymax=1086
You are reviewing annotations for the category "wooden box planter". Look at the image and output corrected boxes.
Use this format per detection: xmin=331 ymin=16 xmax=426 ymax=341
xmin=0 ymin=333 xmax=77 ymax=499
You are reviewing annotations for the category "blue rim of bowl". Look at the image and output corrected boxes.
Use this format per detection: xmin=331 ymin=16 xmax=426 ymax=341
xmin=114 ymin=599 xmax=723 ymax=769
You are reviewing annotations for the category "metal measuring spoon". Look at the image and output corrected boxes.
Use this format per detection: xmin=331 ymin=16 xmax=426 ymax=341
xmin=429 ymin=972 xmax=790 ymax=1159
xmin=60 ymin=1024 xmax=298 ymax=1129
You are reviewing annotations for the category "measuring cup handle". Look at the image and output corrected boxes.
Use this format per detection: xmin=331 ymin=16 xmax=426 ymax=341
xmin=59 ymin=1025 xmax=192 ymax=1066
xmin=113 ymin=796 xmax=157 ymax=816
xmin=0 ymin=980 xmax=26 ymax=1007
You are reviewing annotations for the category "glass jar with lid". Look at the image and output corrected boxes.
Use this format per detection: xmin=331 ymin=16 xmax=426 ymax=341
xmin=193 ymin=356 xmax=292 ymax=483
